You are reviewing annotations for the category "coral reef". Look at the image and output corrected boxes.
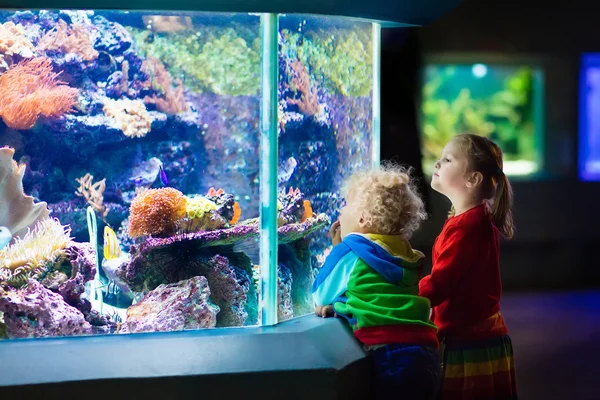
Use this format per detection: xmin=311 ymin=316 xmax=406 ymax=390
xmin=0 ymin=280 xmax=93 ymax=339
xmin=118 ymin=276 xmax=219 ymax=334
xmin=0 ymin=10 xmax=374 ymax=339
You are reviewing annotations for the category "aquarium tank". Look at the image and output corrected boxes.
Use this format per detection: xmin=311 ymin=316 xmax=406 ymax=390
xmin=0 ymin=10 xmax=378 ymax=339
xmin=420 ymin=61 xmax=544 ymax=177
xmin=579 ymin=53 xmax=600 ymax=181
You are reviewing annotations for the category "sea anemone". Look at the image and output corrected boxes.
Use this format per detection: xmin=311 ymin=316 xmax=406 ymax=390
xmin=0 ymin=217 xmax=72 ymax=287
xmin=128 ymin=188 xmax=187 ymax=239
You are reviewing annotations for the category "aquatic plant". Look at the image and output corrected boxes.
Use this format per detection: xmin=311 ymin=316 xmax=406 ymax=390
xmin=102 ymin=98 xmax=152 ymax=138
xmin=128 ymin=188 xmax=187 ymax=238
xmin=421 ymin=65 xmax=537 ymax=172
xmin=0 ymin=146 xmax=49 ymax=240
xmin=0 ymin=57 xmax=79 ymax=130
xmin=129 ymin=26 xmax=260 ymax=96
xmin=280 ymin=28 xmax=372 ymax=97
xmin=0 ymin=218 xmax=72 ymax=287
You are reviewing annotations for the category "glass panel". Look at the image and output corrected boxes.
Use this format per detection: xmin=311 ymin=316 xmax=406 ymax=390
xmin=277 ymin=15 xmax=376 ymax=321
xmin=0 ymin=10 xmax=262 ymax=339
xmin=579 ymin=54 xmax=600 ymax=181
xmin=420 ymin=63 xmax=545 ymax=177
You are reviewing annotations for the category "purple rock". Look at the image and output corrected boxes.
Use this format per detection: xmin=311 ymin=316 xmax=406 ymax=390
xmin=118 ymin=276 xmax=219 ymax=334
xmin=278 ymin=264 xmax=294 ymax=322
xmin=105 ymin=70 xmax=126 ymax=98
xmin=200 ymin=255 xmax=250 ymax=327
xmin=0 ymin=280 xmax=92 ymax=339
xmin=92 ymin=15 xmax=133 ymax=55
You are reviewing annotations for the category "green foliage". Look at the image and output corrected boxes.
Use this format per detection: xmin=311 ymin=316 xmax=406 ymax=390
xmin=421 ymin=65 xmax=538 ymax=174
xmin=280 ymin=28 xmax=373 ymax=97
xmin=129 ymin=25 xmax=261 ymax=96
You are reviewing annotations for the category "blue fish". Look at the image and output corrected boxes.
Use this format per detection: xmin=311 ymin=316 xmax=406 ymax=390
xmin=0 ymin=227 xmax=11 ymax=250
xmin=159 ymin=165 xmax=168 ymax=186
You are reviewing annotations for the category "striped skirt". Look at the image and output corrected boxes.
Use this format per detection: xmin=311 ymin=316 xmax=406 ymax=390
xmin=438 ymin=335 xmax=517 ymax=400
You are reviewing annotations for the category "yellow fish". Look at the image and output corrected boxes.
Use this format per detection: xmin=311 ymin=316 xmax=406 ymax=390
xmin=103 ymin=226 xmax=122 ymax=260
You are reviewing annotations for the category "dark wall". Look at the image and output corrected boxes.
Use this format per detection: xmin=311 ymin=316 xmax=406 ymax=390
xmin=382 ymin=0 xmax=600 ymax=290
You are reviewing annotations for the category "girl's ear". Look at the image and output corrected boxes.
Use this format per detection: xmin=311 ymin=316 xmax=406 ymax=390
xmin=466 ymin=171 xmax=484 ymax=188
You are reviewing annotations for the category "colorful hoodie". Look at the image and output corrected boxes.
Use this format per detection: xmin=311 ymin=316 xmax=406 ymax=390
xmin=312 ymin=233 xmax=438 ymax=348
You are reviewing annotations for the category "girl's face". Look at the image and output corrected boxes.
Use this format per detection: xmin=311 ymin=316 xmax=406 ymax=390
xmin=338 ymin=190 xmax=365 ymax=239
xmin=431 ymin=140 xmax=471 ymax=198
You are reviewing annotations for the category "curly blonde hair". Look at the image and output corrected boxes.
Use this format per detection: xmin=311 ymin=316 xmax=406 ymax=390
xmin=341 ymin=162 xmax=427 ymax=238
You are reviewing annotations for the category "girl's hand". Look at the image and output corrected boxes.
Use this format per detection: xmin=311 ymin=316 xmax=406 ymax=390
xmin=315 ymin=305 xmax=336 ymax=318
xmin=330 ymin=220 xmax=341 ymax=246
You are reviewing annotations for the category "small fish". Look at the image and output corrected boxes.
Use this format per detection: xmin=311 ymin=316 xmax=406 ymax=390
xmin=103 ymin=226 xmax=122 ymax=260
xmin=0 ymin=226 xmax=11 ymax=250
xmin=159 ymin=164 xmax=168 ymax=186
xmin=128 ymin=157 xmax=162 ymax=187
xmin=230 ymin=201 xmax=242 ymax=225
xmin=300 ymin=200 xmax=313 ymax=223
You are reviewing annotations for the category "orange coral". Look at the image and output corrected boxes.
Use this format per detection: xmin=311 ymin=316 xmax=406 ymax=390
xmin=128 ymin=188 xmax=187 ymax=239
xmin=0 ymin=57 xmax=78 ymax=130
xmin=207 ymin=187 xmax=224 ymax=197
xmin=142 ymin=57 xmax=189 ymax=115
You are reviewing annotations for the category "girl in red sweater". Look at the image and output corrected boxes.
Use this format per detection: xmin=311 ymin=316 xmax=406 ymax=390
xmin=419 ymin=134 xmax=517 ymax=400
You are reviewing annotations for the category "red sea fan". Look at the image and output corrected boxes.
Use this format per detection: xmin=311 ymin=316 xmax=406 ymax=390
xmin=0 ymin=57 xmax=79 ymax=130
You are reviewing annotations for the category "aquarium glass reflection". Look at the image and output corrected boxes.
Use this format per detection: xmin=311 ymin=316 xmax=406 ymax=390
xmin=0 ymin=10 xmax=264 ymax=338
xmin=276 ymin=15 xmax=376 ymax=321
xmin=420 ymin=63 xmax=544 ymax=177
xmin=579 ymin=54 xmax=600 ymax=181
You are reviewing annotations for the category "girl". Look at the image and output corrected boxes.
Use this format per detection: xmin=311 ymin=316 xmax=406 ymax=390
xmin=313 ymin=164 xmax=441 ymax=400
xmin=419 ymin=133 xmax=518 ymax=400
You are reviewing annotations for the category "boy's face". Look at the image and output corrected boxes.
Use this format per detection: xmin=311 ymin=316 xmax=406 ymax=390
xmin=339 ymin=190 xmax=365 ymax=239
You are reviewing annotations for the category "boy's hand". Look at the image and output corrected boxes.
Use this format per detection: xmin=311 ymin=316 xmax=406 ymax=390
xmin=315 ymin=305 xmax=336 ymax=318
xmin=330 ymin=220 xmax=341 ymax=246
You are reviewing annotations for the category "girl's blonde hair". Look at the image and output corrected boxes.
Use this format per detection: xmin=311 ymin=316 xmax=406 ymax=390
xmin=450 ymin=133 xmax=515 ymax=239
xmin=342 ymin=162 xmax=427 ymax=239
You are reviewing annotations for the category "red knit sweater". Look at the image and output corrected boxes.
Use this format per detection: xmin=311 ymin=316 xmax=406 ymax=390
xmin=419 ymin=204 xmax=508 ymax=344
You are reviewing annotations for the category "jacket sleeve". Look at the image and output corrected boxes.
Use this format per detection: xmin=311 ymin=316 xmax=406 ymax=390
xmin=419 ymin=224 xmax=480 ymax=307
xmin=312 ymin=251 xmax=359 ymax=306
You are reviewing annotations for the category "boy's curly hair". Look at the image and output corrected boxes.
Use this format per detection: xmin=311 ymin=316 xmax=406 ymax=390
xmin=342 ymin=162 xmax=427 ymax=239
